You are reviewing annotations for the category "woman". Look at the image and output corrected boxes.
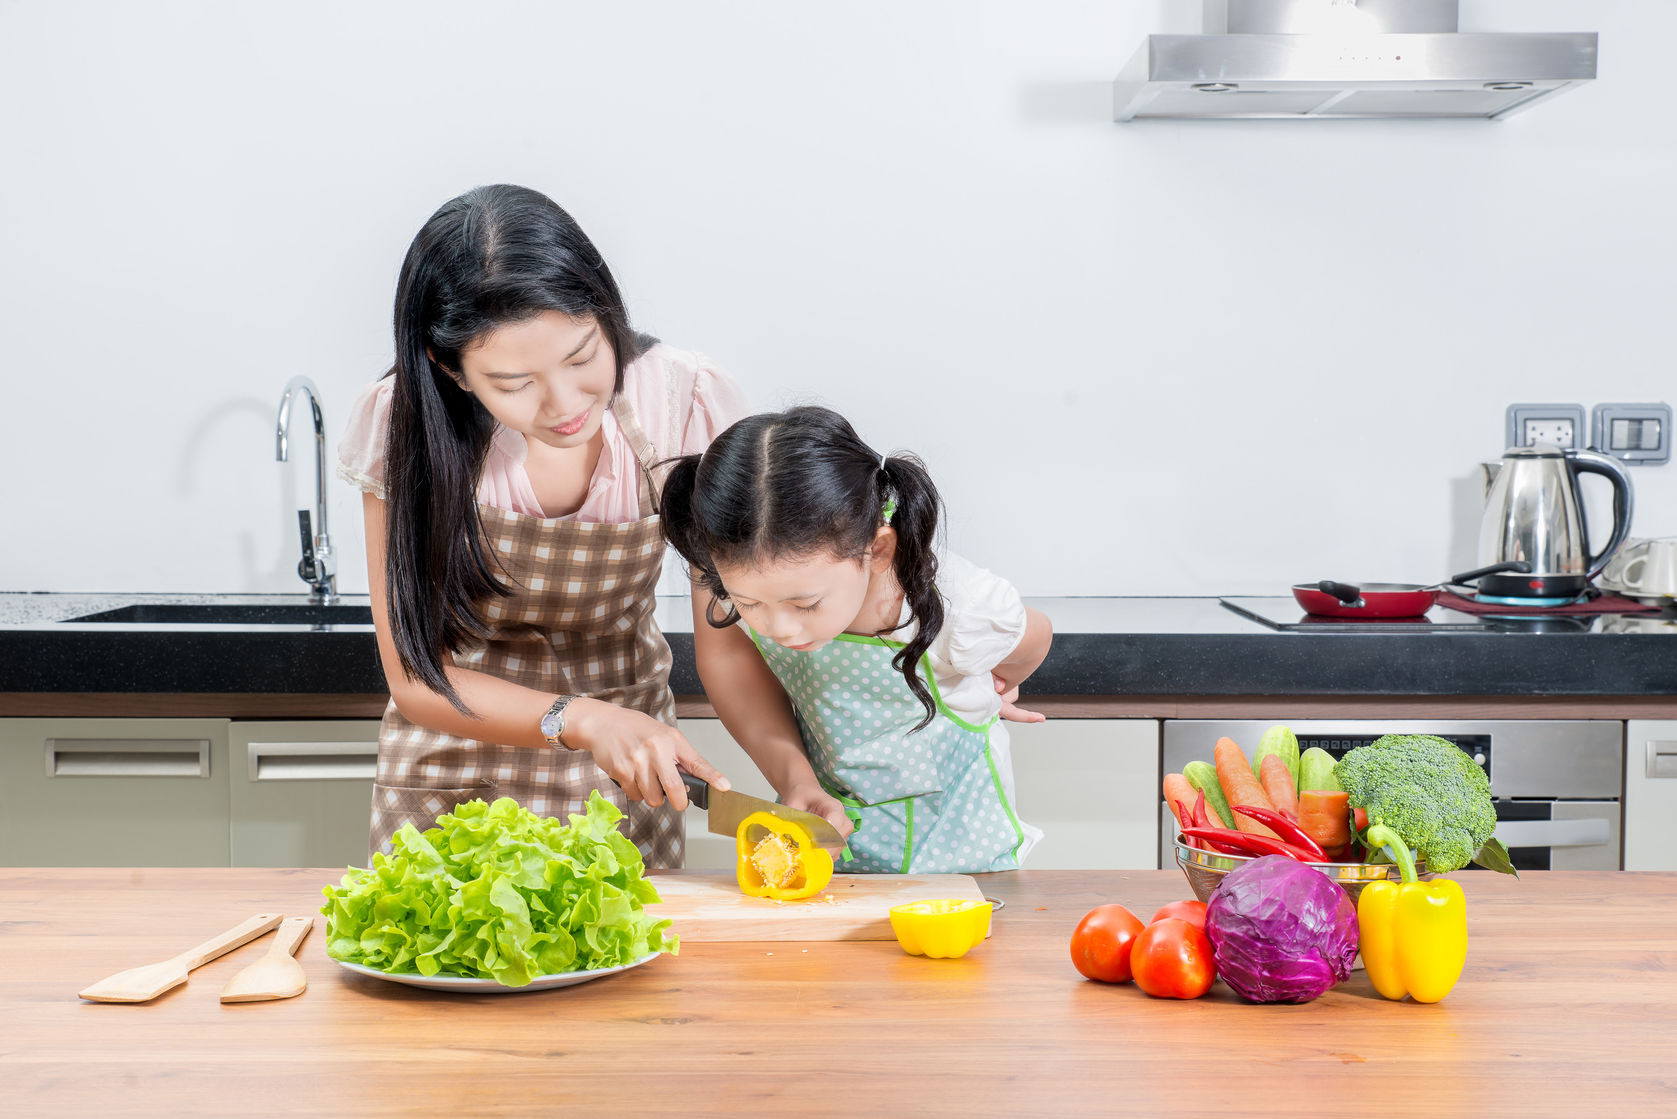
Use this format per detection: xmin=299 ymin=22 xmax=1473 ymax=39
xmin=336 ymin=183 xmax=743 ymax=866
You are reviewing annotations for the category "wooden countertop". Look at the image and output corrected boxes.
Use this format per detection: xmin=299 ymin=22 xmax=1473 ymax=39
xmin=7 ymin=868 xmax=1676 ymax=1116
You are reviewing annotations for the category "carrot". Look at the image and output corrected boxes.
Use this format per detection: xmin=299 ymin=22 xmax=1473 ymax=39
xmin=1297 ymin=790 xmax=1352 ymax=861
xmin=1213 ymin=737 xmax=1279 ymax=839
xmin=1163 ymin=773 xmax=1196 ymax=830
xmin=1259 ymin=753 xmax=1298 ymax=817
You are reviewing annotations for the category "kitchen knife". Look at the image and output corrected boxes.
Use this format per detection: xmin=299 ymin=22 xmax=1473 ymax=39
xmin=680 ymin=772 xmax=844 ymax=846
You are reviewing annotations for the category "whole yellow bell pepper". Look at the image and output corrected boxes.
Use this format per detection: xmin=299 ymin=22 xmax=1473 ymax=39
xmin=888 ymin=899 xmax=993 ymax=959
xmin=1358 ymin=823 xmax=1467 ymax=1003
xmin=736 ymin=812 xmax=833 ymax=901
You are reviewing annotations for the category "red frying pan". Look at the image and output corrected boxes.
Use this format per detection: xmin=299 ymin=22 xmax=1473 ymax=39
xmin=1293 ymin=563 xmax=1531 ymax=618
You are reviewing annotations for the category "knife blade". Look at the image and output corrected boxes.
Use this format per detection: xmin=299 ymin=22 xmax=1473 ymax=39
xmin=680 ymin=773 xmax=844 ymax=846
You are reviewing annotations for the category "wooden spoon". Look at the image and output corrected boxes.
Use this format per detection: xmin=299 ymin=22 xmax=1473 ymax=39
xmin=220 ymin=916 xmax=313 ymax=1003
xmin=79 ymin=913 xmax=282 ymax=1003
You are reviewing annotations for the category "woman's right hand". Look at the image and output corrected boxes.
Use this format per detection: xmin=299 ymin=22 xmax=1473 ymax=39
xmin=563 ymin=697 xmax=730 ymax=809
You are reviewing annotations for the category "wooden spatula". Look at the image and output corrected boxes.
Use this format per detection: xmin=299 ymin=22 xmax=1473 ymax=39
xmin=78 ymin=913 xmax=282 ymax=1003
xmin=220 ymin=915 xmax=312 ymax=1003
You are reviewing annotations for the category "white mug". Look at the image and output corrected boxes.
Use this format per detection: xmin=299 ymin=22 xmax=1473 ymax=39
xmin=1603 ymin=538 xmax=1677 ymax=598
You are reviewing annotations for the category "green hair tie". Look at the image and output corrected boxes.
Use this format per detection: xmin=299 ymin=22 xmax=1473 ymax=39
xmin=881 ymin=497 xmax=897 ymax=524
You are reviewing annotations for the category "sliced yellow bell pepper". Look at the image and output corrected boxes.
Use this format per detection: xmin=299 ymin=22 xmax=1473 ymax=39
xmin=736 ymin=812 xmax=833 ymax=901
xmin=1358 ymin=823 xmax=1468 ymax=1003
xmin=888 ymin=898 xmax=993 ymax=959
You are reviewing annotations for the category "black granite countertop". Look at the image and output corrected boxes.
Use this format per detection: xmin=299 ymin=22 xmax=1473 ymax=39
xmin=2 ymin=592 xmax=1674 ymax=697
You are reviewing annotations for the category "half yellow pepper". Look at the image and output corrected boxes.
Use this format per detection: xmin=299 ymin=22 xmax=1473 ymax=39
xmin=888 ymin=899 xmax=993 ymax=959
xmin=1358 ymin=823 xmax=1467 ymax=1003
xmin=736 ymin=812 xmax=833 ymax=901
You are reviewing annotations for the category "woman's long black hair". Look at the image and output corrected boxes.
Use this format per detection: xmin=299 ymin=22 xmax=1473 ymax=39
xmin=659 ymin=406 xmax=946 ymax=731
xmin=383 ymin=184 xmax=644 ymax=715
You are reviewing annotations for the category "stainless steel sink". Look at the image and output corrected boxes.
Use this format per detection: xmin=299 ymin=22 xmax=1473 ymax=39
xmin=65 ymin=603 xmax=374 ymax=626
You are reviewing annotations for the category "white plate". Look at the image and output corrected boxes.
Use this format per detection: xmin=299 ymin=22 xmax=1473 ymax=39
xmin=332 ymin=951 xmax=662 ymax=993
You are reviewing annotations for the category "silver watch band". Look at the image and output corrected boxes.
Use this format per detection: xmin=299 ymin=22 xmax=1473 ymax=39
xmin=540 ymin=694 xmax=578 ymax=748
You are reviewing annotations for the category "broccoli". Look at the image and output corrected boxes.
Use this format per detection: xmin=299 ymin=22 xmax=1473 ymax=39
xmin=1333 ymin=734 xmax=1497 ymax=873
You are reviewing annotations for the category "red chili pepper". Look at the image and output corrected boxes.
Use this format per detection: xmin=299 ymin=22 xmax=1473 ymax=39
xmin=1230 ymin=804 xmax=1329 ymax=861
xmin=1181 ymin=825 xmax=1321 ymax=863
xmin=1191 ymin=788 xmax=1210 ymax=830
xmin=1172 ymin=798 xmax=1195 ymax=832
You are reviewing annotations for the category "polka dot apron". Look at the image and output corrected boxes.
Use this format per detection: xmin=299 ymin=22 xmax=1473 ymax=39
xmin=751 ymin=631 xmax=1032 ymax=874
xmin=367 ymin=395 xmax=684 ymax=869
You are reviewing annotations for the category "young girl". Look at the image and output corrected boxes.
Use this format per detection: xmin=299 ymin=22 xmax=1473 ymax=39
xmin=336 ymin=183 xmax=747 ymax=866
xmin=660 ymin=406 xmax=1052 ymax=873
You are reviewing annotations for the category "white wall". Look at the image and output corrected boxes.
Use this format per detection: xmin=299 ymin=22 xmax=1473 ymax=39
xmin=2 ymin=0 xmax=1670 ymax=597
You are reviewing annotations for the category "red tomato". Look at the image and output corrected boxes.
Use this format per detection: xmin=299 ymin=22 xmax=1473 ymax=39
xmin=1069 ymin=904 xmax=1145 ymax=983
xmin=1131 ymin=918 xmax=1216 ymax=999
xmin=1150 ymin=900 xmax=1207 ymax=929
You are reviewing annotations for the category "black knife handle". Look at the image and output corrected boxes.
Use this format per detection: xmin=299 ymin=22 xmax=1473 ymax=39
xmin=680 ymin=770 xmax=710 ymax=809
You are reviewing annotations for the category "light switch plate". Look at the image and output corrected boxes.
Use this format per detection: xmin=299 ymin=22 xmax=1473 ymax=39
xmin=1592 ymin=402 xmax=1671 ymax=465
xmin=1506 ymin=403 xmax=1585 ymax=451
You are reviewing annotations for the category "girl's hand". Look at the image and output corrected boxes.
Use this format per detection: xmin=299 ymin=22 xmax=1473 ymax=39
xmin=563 ymin=698 xmax=730 ymax=809
xmin=782 ymin=782 xmax=855 ymax=844
xmin=994 ymin=674 xmax=1046 ymax=724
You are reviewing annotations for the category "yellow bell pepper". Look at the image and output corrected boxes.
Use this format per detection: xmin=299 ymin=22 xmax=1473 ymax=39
xmin=736 ymin=812 xmax=833 ymax=901
xmin=1357 ymin=823 xmax=1467 ymax=1003
xmin=888 ymin=899 xmax=993 ymax=959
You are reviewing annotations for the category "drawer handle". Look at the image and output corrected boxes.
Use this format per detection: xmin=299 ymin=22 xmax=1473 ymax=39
xmin=247 ymin=741 xmax=377 ymax=782
xmin=1492 ymin=818 xmax=1611 ymax=849
xmin=47 ymin=739 xmax=210 ymax=778
xmin=1648 ymin=741 xmax=1677 ymax=780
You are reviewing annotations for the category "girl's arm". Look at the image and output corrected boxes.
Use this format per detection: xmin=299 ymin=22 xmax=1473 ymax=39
xmin=991 ymin=605 xmax=1054 ymax=693
xmin=362 ymin=493 xmax=728 ymax=808
xmin=689 ymin=583 xmax=854 ymax=840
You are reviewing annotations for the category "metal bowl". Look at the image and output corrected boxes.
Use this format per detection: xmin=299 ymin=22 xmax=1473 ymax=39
xmin=1173 ymin=835 xmax=1427 ymax=905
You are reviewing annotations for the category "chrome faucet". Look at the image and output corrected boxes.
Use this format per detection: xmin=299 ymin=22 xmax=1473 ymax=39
xmin=275 ymin=376 xmax=337 ymax=603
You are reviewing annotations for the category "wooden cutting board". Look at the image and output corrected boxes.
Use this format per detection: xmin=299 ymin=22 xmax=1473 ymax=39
xmin=645 ymin=871 xmax=986 ymax=942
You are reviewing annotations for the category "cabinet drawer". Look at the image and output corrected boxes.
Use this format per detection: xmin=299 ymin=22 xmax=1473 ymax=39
xmin=0 ymin=718 xmax=231 ymax=866
xmin=229 ymin=721 xmax=381 ymax=869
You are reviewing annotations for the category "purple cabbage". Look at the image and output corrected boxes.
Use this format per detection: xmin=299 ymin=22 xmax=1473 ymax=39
xmin=1204 ymin=855 xmax=1359 ymax=1004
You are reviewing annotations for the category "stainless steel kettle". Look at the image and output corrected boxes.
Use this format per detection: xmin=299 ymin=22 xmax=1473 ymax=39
xmin=1477 ymin=443 xmax=1634 ymax=600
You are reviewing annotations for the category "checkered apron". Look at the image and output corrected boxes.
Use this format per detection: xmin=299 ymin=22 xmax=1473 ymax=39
xmin=367 ymin=396 xmax=684 ymax=867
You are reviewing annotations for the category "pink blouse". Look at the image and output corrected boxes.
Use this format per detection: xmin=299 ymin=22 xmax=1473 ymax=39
xmin=335 ymin=343 xmax=747 ymax=522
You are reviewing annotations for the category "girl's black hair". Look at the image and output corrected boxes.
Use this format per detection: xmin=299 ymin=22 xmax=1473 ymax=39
xmin=383 ymin=184 xmax=645 ymax=715
xmin=659 ymin=406 xmax=946 ymax=731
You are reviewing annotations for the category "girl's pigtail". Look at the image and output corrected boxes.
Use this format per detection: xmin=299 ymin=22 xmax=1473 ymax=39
xmin=383 ymin=261 xmax=505 ymax=716
xmin=657 ymin=453 xmax=739 ymax=627
xmin=880 ymin=454 xmax=944 ymax=731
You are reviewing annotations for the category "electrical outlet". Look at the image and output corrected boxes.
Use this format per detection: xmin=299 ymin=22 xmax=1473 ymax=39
xmin=1592 ymin=402 xmax=1671 ymax=465
xmin=1506 ymin=403 xmax=1585 ymax=451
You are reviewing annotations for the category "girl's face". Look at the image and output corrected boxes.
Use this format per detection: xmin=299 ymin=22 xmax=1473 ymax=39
xmin=453 ymin=310 xmax=616 ymax=449
xmin=716 ymin=537 xmax=893 ymax=652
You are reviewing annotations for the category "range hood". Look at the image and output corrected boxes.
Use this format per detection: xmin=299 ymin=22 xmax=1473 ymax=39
xmin=1114 ymin=0 xmax=1597 ymax=121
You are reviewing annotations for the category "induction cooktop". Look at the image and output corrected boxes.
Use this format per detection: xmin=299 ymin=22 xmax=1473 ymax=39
xmin=1219 ymin=597 xmax=1574 ymax=633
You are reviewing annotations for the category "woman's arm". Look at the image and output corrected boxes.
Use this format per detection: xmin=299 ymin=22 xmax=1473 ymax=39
xmin=991 ymin=605 xmax=1054 ymax=693
xmin=361 ymin=492 xmax=727 ymax=808
xmin=689 ymin=584 xmax=853 ymax=840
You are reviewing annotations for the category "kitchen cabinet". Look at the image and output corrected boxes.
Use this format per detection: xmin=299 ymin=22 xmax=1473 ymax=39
xmin=1624 ymin=720 xmax=1677 ymax=871
xmin=227 ymin=720 xmax=379 ymax=868
xmin=0 ymin=717 xmax=378 ymax=869
xmin=676 ymin=718 xmax=1161 ymax=871
xmin=0 ymin=718 xmax=231 ymax=866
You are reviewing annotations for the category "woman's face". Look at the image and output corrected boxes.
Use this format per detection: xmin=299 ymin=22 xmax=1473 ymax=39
xmin=453 ymin=310 xmax=616 ymax=449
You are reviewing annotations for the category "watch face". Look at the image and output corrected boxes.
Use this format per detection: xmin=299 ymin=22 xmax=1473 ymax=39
xmin=540 ymin=711 xmax=561 ymax=739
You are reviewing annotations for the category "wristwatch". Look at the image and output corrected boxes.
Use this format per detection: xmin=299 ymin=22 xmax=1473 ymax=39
xmin=540 ymin=694 xmax=579 ymax=749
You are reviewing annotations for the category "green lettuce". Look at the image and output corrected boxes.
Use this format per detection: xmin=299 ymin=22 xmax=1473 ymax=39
xmin=320 ymin=791 xmax=677 ymax=986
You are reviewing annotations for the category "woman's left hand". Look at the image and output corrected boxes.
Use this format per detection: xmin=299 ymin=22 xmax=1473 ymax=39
xmin=994 ymin=674 xmax=1046 ymax=723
